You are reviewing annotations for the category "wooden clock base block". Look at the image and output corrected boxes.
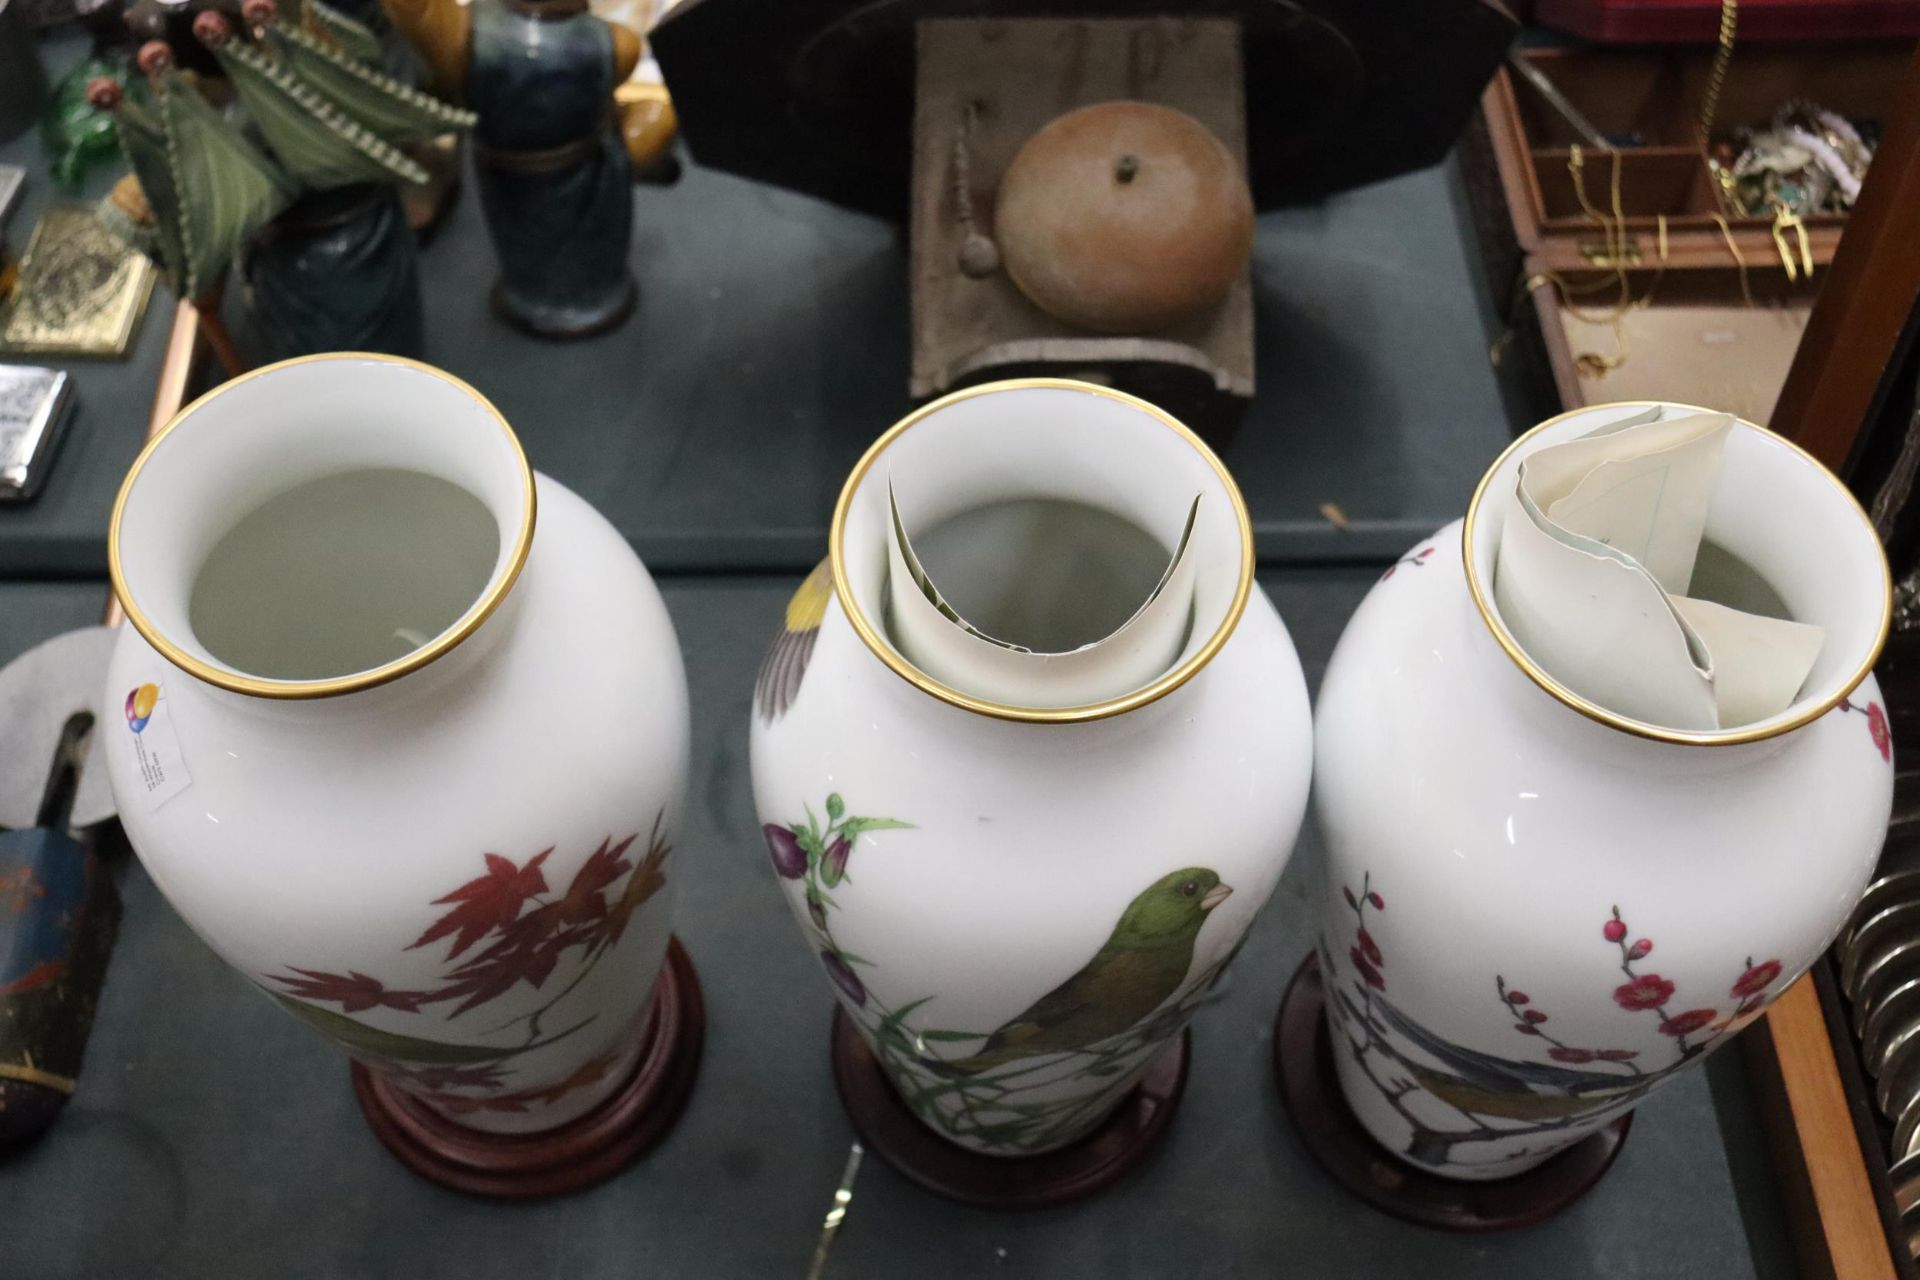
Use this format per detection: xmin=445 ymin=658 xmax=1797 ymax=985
xmin=828 ymin=1005 xmax=1187 ymax=1209
xmin=1273 ymin=951 xmax=1630 ymax=1231
xmin=352 ymin=936 xmax=704 ymax=1200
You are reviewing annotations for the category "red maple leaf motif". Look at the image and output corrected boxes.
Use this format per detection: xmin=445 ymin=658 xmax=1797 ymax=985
xmin=420 ymin=1051 xmax=618 ymax=1114
xmin=598 ymin=831 xmax=670 ymax=949
xmin=423 ymin=922 xmax=584 ymax=1017
xmin=552 ymin=835 xmax=636 ymax=928
xmin=390 ymin=1062 xmax=510 ymax=1092
xmin=273 ymin=968 xmax=426 ymax=1013
xmin=270 ymin=828 xmax=662 ymax=1032
xmin=409 ymin=849 xmax=552 ymax=960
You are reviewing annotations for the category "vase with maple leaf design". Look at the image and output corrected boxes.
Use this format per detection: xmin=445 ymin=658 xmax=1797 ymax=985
xmin=1305 ymin=402 xmax=1893 ymax=1188
xmin=750 ymin=381 xmax=1311 ymax=1195
xmin=98 ymin=355 xmax=694 ymax=1186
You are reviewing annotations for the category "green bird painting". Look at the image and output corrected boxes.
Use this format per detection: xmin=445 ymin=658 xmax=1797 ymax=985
xmin=938 ymin=867 xmax=1232 ymax=1077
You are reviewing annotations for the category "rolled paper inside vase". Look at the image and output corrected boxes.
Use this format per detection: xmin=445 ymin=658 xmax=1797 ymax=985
xmin=1492 ymin=405 xmax=1826 ymax=731
xmin=884 ymin=481 xmax=1200 ymax=708
xmin=834 ymin=382 xmax=1251 ymax=724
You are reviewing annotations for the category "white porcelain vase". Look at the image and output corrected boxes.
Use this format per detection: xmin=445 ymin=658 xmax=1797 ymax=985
xmin=101 ymin=354 xmax=689 ymax=1135
xmin=1313 ymin=403 xmax=1893 ymax=1180
xmin=749 ymin=380 xmax=1312 ymax=1156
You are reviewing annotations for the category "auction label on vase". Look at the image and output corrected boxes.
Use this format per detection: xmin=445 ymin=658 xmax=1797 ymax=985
xmin=121 ymin=677 xmax=192 ymax=808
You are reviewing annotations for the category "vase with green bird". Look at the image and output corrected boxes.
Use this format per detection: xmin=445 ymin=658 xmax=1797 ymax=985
xmin=750 ymin=381 xmax=1314 ymax=1159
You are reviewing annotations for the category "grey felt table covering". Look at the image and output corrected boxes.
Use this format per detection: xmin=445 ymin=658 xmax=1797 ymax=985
xmin=0 ymin=573 xmax=1797 ymax=1279
xmin=0 ymin=32 xmax=1519 ymax=578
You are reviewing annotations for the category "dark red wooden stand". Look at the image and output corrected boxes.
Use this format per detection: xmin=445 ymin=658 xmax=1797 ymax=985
xmin=352 ymin=936 xmax=704 ymax=1199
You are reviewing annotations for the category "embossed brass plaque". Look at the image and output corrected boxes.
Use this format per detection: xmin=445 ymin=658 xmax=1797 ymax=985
xmin=1 ymin=203 xmax=155 ymax=358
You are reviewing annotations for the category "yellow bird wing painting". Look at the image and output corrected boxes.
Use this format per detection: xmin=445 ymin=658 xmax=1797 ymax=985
xmin=756 ymin=560 xmax=832 ymax=723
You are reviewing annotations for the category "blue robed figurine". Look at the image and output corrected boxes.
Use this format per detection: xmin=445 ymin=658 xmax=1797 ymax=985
xmin=467 ymin=0 xmax=640 ymax=338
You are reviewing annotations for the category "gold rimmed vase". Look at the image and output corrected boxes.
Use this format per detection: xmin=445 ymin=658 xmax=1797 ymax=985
xmin=1282 ymin=401 xmax=1892 ymax=1227
xmin=749 ymin=379 xmax=1313 ymax=1205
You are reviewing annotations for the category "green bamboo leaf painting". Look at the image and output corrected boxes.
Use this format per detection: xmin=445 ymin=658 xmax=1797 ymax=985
xmin=885 ymin=997 xmax=936 ymax=1023
xmin=269 ymin=993 xmax=590 ymax=1066
xmin=838 ymin=818 xmax=914 ymax=839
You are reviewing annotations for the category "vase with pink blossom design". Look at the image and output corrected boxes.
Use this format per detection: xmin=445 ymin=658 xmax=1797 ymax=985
xmin=1301 ymin=402 xmax=1894 ymax=1194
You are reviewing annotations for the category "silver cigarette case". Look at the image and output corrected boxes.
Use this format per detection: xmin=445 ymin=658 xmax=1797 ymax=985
xmin=0 ymin=364 xmax=76 ymax=502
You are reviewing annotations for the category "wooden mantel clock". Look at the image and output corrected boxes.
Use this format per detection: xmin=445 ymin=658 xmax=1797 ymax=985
xmin=653 ymin=0 xmax=1517 ymax=441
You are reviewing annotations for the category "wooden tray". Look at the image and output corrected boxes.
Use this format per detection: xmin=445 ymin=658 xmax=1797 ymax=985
xmin=1467 ymin=42 xmax=1911 ymax=421
xmin=1487 ymin=45 xmax=1909 ymax=274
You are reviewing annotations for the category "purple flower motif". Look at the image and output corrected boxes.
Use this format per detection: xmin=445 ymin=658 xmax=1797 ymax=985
xmin=821 ymin=951 xmax=866 ymax=1006
xmin=763 ymin=824 xmax=807 ymax=879
xmin=821 ymin=836 xmax=852 ymax=887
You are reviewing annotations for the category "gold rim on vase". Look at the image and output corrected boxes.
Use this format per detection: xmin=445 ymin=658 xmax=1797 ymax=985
xmin=1460 ymin=400 xmax=1892 ymax=748
xmin=827 ymin=378 xmax=1256 ymax=725
xmin=107 ymin=352 xmax=538 ymax=701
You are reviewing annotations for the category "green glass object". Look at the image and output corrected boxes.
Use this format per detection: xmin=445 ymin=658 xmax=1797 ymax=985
xmin=41 ymin=58 xmax=127 ymax=190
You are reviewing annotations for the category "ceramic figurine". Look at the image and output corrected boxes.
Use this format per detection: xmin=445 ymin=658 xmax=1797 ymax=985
xmin=750 ymin=379 xmax=1312 ymax=1205
xmin=1287 ymin=402 xmax=1892 ymax=1225
xmin=99 ymin=354 xmax=699 ymax=1197
xmin=91 ymin=3 xmax=475 ymax=365
xmin=382 ymin=0 xmax=646 ymax=336
xmin=383 ymin=0 xmax=675 ymax=183
xmin=465 ymin=0 xmax=642 ymax=337
xmin=242 ymin=183 xmax=425 ymax=361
